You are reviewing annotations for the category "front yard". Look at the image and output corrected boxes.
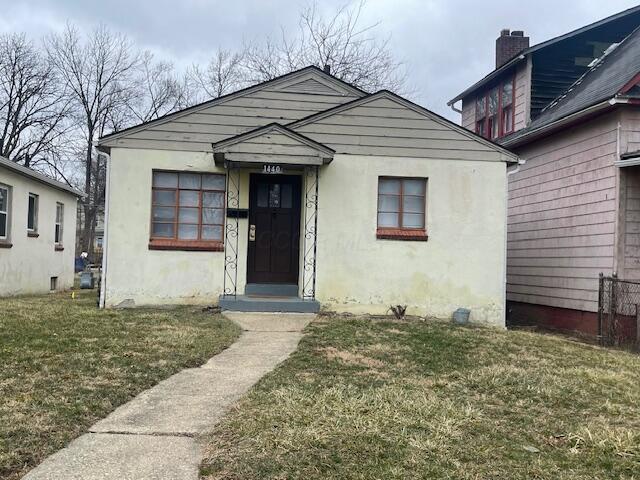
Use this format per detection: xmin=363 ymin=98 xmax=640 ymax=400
xmin=0 ymin=291 xmax=240 ymax=480
xmin=202 ymin=315 xmax=640 ymax=479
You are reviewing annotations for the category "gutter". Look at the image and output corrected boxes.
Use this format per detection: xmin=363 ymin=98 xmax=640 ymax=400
xmin=501 ymin=98 xmax=623 ymax=148
xmin=98 ymin=151 xmax=112 ymax=309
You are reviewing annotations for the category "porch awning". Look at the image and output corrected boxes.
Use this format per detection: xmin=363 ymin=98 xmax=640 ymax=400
xmin=212 ymin=123 xmax=334 ymax=167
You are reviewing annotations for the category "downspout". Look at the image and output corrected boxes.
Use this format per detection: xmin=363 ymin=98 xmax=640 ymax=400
xmin=99 ymin=150 xmax=112 ymax=309
xmin=613 ymin=119 xmax=622 ymax=278
xmin=504 ymin=157 xmax=526 ymax=326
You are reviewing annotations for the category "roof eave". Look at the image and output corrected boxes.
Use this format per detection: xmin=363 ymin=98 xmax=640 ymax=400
xmin=0 ymin=157 xmax=84 ymax=198
xmin=500 ymin=98 xmax=623 ymax=148
xmin=448 ymin=54 xmax=526 ymax=106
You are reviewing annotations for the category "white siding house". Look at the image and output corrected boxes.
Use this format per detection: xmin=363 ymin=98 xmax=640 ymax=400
xmin=0 ymin=156 xmax=82 ymax=296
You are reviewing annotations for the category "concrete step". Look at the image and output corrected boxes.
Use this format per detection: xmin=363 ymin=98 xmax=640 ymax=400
xmin=244 ymin=283 xmax=299 ymax=297
xmin=219 ymin=294 xmax=320 ymax=313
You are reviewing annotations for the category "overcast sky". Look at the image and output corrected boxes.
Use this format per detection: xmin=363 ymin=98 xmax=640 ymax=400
xmin=0 ymin=0 xmax=638 ymax=120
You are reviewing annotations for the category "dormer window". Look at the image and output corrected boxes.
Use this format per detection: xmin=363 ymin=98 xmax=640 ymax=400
xmin=474 ymin=76 xmax=516 ymax=139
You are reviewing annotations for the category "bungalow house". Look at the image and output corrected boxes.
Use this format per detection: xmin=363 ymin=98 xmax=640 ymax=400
xmin=0 ymin=156 xmax=82 ymax=296
xmin=97 ymin=66 xmax=517 ymax=325
xmin=447 ymin=6 xmax=640 ymax=335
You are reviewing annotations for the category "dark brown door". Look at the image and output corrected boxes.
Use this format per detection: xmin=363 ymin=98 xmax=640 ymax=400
xmin=247 ymin=174 xmax=301 ymax=284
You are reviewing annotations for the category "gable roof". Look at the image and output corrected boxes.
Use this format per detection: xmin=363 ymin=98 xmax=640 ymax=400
xmin=97 ymin=65 xmax=366 ymax=149
xmin=212 ymin=123 xmax=334 ymax=166
xmin=501 ymin=26 xmax=640 ymax=147
xmin=448 ymin=5 xmax=640 ymax=106
xmin=0 ymin=156 xmax=84 ymax=197
xmin=290 ymin=90 xmax=518 ymax=161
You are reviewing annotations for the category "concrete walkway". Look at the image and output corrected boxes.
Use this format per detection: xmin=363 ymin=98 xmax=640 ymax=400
xmin=23 ymin=312 xmax=313 ymax=480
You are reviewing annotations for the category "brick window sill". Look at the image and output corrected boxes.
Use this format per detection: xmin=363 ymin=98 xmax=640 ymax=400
xmin=149 ymin=239 xmax=224 ymax=252
xmin=376 ymin=228 xmax=428 ymax=241
xmin=27 ymin=231 xmax=39 ymax=238
xmin=0 ymin=241 xmax=13 ymax=249
xmin=55 ymin=244 xmax=64 ymax=251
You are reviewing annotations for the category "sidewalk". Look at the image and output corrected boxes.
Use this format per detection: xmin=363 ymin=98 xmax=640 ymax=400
xmin=23 ymin=313 xmax=313 ymax=480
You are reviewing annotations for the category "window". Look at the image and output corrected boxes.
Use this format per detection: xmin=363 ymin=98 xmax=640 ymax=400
xmin=0 ymin=184 xmax=9 ymax=242
xmin=150 ymin=171 xmax=226 ymax=251
xmin=50 ymin=276 xmax=58 ymax=291
xmin=96 ymin=236 xmax=103 ymax=249
xmin=475 ymin=76 xmax=515 ymax=139
xmin=377 ymin=177 xmax=427 ymax=240
xmin=55 ymin=202 xmax=64 ymax=246
xmin=501 ymin=81 xmax=514 ymax=135
xmin=27 ymin=193 xmax=38 ymax=234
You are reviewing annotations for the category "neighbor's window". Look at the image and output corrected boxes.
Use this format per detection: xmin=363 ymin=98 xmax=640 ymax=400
xmin=150 ymin=171 xmax=226 ymax=250
xmin=55 ymin=202 xmax=64 ymax=245
xmin=475 ymin=76 xmax=515 ymax=139
xmin=27 ymin=193 xmax=38 ymax=233
xmin=0 ymin=184 xmax=10 ymax=241
xmin=377 ymin=177 xmax=427 ymax=240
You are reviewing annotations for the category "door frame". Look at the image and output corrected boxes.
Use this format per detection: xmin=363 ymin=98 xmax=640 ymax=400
xmin=246 ymin=173 xmax=302 ymax=285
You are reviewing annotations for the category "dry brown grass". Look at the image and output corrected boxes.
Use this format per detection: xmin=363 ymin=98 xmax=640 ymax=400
xmin=0 ymin=290 xmax=240 ymax=480
xmin=201 ymin=317 xmax=640 ymax=480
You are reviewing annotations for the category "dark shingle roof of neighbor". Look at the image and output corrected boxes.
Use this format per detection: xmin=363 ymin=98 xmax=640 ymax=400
xmin=502 ymin=26 xmax=640 ymax=146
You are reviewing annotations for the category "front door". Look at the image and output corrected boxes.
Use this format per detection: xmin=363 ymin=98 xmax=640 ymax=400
xmin=247 ymin=174 xmax=301 ymax=284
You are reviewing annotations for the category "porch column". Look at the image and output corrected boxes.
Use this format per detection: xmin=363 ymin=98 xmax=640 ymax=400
xmin=302 ymin=165 xmax=319 ymax=300
xmin=223 ymin=163 xmax=241 ymax=298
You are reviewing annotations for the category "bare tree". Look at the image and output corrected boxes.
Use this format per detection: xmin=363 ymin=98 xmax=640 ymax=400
xmin=188 ymin=49 xmax=245 ymax=100
xmin=127 ymin=51 xmax=191 ymax=124
xmin=243 ymin=0 xmax=407 ymax=92
xmin=45 ymin=23 xmax=140 ymax=257
xmin=0 ymin=33 xmax=71 ymax=169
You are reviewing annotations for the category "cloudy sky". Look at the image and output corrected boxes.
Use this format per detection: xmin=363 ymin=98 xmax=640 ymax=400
xmin=0 ymin=0 xmax=638 ymax=120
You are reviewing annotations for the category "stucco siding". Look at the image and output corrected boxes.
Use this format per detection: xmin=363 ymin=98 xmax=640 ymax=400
xmin=104 ymin=148 xmax=233 ymax=306
xmin=0 ymin=167 xmax=77 ymax=296
xmin=507 ymin=112 xmax=619 ymax=312
xmin=104 ymin=147 xmax=507 ymax=325
xmin=316 ymin=154 xmax=507 ymax=325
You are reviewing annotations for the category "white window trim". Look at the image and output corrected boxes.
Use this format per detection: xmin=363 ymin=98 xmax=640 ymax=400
xmin=0 ymin=183 xmax=10 ymax=241
xmin=55 ymin=202 xmax=64 ymax=245
xmin=27 ymin=193 xmax=39 ymax=233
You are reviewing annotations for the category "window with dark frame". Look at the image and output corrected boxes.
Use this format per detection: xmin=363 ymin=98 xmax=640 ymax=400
xmin=27 ymin=193 xmax=38 ymax=233
xmin=0 ymin=184 xmax=9 ymax=241
xmin=150 ymin=171 xmax=226 ymax=249
xmin=377 ymin=177 xmax=427 ymax=240
xmin=474 ymin=76 xmax=515 ymax=139
xmin=54 ymin=202 xmax=63 ymax=245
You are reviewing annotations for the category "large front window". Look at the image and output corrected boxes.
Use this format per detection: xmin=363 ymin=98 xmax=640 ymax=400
xmin=150 ymin=171 xmax=226 ymax=250
xmin=475 ymin=76 xmax=515 ymax=139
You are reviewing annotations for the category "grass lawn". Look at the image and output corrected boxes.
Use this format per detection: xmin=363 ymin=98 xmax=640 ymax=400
xmin=202 ymin=315 xmax=640 ymax=480
xmin=0 ymin=290 xmax=240 ymax=480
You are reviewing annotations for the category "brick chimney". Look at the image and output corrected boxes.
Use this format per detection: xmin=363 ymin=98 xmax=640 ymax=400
xmin=496 ymin=29 xmax=529 ymax=68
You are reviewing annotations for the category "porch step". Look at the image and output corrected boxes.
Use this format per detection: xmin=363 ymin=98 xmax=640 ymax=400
xmin=244 ymin=283 xmax=299 ymax=297
xmin=219 ymin=294 xmax=320 ymax=313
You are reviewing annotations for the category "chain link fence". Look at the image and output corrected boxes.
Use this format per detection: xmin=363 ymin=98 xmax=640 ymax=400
xmin=598 ymin=274 xmax=640 ymax=349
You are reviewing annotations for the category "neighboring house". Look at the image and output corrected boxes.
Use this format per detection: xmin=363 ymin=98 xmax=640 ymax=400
xmin=97 ymin=66 xmax=516 ymax=325
xmin=0 ymin=156 xmax=82 ymax=296
xmin=76 ymin=206 xmax=105 ymax=263
xmin=448 ymin=6 xmax=640 ymax=335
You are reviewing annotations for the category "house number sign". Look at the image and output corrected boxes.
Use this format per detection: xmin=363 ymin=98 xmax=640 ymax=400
xmin=262 ymin=164 xmax=283 ymax=174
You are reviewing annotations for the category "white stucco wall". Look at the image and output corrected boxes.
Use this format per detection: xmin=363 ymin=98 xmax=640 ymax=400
xmin=316 ymin=155 xmax=507 ymax=325
xmin=104 ymin=148 xmax=507 ymax=325
xmin=104 ymin=148 xmax=236 ymax=307
xmin=0 ymin=168 xmax=78 ymax=296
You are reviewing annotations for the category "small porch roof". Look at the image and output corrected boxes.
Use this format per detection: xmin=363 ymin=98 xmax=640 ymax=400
xmin=212 ymin=123 xmax=334 ymax=167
